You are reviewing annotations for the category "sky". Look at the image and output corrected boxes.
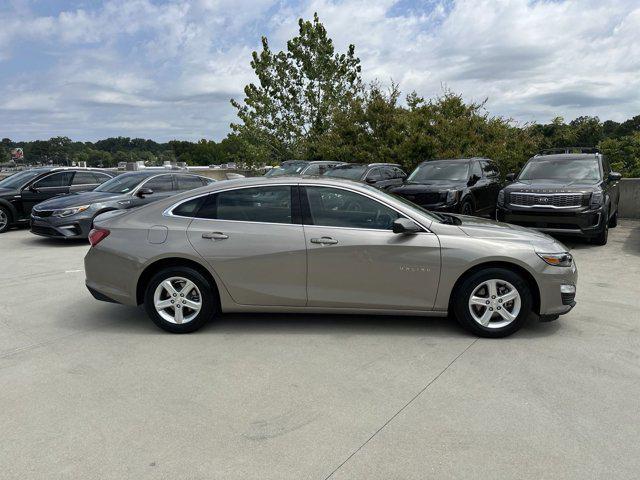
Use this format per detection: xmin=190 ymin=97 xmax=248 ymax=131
xmin=0 ymin=0 xmax=639 ymax=142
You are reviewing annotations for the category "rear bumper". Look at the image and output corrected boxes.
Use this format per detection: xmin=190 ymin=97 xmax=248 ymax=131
xmin=496 ymin=205 xmax=604 ymax=237
xmin=30 ymin=214 xmax=93 ymax=239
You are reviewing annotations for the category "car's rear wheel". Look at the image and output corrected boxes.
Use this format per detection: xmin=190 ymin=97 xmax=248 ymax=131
xmin=0 ymin=206 xmax=11 ymax=234
xmin=453 ymin=268 xmax=532 ymax=338
xmin=144 ymin=267 xmax=215 ymax=333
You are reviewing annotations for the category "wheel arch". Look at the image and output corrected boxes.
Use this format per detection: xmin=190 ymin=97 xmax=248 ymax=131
xmin=0 ymin=198 xmax=18 ymax=222
xmin=448 ymin=261 xmax=541 ymax=315
xmin=136 ymin=257 xmax=221 ymax=310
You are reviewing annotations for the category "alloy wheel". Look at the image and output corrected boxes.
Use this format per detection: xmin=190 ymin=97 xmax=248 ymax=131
xmin=153 ymin=276 xmax=202 ymax=324
xmin=468 ymin=279 xmax=521 ymax=329
xmin=0 ymin=209 xmax=8 ymax=231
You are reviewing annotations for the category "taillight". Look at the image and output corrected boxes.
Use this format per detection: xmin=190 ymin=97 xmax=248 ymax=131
xmin=88 ymin=228 xmax=110 ymax=246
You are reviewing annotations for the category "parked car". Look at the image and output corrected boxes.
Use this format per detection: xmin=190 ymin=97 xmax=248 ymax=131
xmin=389 ymin=158 xmax=501 ymax=216
xmin=0 ymin=167 xmax=116 ymax=234
xmin=323 ymin=163 xmax=406 ymax=189
xmin=265 ymin=160 xmax=345 ymax=177
xmin=30 ymin=171 xmax=212 ymax=239
xmin=496 ymin=150 xmax=621 ymax=245
xmin=84 ymin=177 xmax=577 ymax=338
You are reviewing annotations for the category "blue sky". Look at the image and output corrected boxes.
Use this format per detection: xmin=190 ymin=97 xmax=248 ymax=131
xmin=1 ymin=0 xmax=639 ymax=142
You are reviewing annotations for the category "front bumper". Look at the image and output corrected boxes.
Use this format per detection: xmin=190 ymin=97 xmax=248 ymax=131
xmin=30 ymin=213 xmax=94 ymax=239
xmin=496 ymin=204 xmax=604 ymax=237
xmin=535 ymin=260 xmax=578 ymax=317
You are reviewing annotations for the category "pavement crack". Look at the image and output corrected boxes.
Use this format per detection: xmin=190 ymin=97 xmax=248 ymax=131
xmin=323 ymin=338 xmax=478 ymax=480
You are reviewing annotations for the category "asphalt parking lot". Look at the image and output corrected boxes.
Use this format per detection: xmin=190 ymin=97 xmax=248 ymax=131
xmin=1 ymin=221 xmax=639 ymax=479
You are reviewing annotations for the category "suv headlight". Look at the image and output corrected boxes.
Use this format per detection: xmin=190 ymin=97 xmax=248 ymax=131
xmin=497 ymin=190 xmax=505 ymax=206
xmin=52 ymin=205 xmax=90 ymax=217
xmin=445 ymin=190 xmax=460 ymax=204
xmin=590 ymin=191 xmax=603 ymax=209
xmin=537 ymin=252 xmax=573 ymax=267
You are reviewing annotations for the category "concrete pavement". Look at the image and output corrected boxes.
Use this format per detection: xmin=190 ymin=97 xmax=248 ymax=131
xmin=1 ymin=221 xmax=639 ymax=479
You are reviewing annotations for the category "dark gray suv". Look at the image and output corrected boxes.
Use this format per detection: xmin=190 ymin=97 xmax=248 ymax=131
xmin=30 ymin=171 xmax=212 ymax=239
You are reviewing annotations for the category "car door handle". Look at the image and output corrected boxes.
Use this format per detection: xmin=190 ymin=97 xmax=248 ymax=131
xmin=202 ymin=232 xmax=228 ymax=240
xmin=310 ymin=236 xmax=338 ymax=245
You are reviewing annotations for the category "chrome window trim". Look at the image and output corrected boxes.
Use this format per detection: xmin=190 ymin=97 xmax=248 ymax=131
xmin=163 ymin=182 xmax=433 ymax=233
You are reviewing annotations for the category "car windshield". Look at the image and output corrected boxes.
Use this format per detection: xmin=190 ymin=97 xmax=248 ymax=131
xmin=0 ymin=170 xmax=43 ymax=189
xmin=408 ymin=162 xmax=469 ymax=182
xmin=324 ymin=165 xmax=367 ymax=180
xmin=95 ymin=174 xmax=146 ymax=193
xmin=518 ymin=158 xmax=601 ymax=182
xmin=265 ymin=163 xmax=308 ymax=177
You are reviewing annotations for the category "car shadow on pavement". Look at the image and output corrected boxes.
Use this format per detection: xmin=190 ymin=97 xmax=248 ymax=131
xmin=76 ymin=299 xmax=562 ymax=339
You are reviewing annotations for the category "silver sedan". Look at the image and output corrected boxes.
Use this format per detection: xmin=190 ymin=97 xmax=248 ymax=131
xmin=84 ymin=177 xmax=577 ymax=337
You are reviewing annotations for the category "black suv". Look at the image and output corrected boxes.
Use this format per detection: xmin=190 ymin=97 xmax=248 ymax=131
xmin=389 ymin=158 xmax=502 ymax=216
xmin=0 ymin=167 xmax=115 ymax=233
xmin=323 ymin=163 xmax=407 ymax=189
xmin=496 ymin=149 xmax=621 ymax=245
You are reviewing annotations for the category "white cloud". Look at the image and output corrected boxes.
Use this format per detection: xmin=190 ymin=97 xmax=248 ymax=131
xmin=0 ymin=0 xmax=638 ymax=141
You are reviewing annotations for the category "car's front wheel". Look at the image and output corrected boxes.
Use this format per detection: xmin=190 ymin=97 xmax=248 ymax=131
xmin=144 ymin=267 xmax=216 ymax=333
xmin=0 ymin=206 xmax=11 ymax=234
xmin=453 ymin=268 xmax=532 ymax=338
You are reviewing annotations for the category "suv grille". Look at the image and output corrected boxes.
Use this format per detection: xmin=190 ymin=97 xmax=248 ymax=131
xmin=508 ymin=193 xmax=583 ymax=208
xmin=32 ymin=209 xmax=53 ymax=217
xmin=404 ymin=192 xmax=442 ymax=205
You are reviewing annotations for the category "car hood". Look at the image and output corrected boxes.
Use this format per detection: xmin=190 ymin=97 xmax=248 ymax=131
xmin=505 ymin=179 xmax=598 ymax=193
xmin=449 ymin=214 xmax=568 ymax=251
xmin=0 ymin=187 xmax=19 ymax=198
xmin=391 ymin=181 xmax=464 ymax=193
xmin=35 ymin=191 xmax=126 ymax=209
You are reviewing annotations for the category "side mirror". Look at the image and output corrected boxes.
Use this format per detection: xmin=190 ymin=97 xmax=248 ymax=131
xmin=365 ymin=178 xmax=377 ymax=184
xmin=505 ymin=173 xmax=516 ymax=182
xmin=136 ymin=187 xmax=154 ymax=198
xmin=609 ymin=172 xmax=622 ymax=181
xmin=29 ymin=184 xmax=39 ymax=192
xmin=392 ymin=218 xmax=421 ymax=234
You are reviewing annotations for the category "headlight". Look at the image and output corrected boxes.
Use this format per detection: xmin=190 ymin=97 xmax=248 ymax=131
xmin=497 ymin=190 xmax=505 ymax=206
xmin=445 ymin=190 xmax=460 ymax=204
xmin=590 ymin=191 xmax=603 ymax=209
xmin=537 ymin=252 xmax=573 ymax=267
xmin=52 ymin=205 xmax=90 ymax=217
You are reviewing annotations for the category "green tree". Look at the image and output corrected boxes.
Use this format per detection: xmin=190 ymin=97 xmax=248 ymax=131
xmin=231 ymin=13 xmax=363 ymax=164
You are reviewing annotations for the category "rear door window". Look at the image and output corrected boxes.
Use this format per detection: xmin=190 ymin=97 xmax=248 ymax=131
xmin=197 ymin=186 xmax=293 ymax=224
xmin=72 ymin=172 xmax=98 ymax=185
xmin=176 ymin=175 xmax=206 ymax=191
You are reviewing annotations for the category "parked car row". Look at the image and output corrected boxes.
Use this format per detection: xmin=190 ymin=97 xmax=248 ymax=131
xmin=265 ymin=149 xmax=621 ymax=246
xmin=0 ymin=167 xmax=213 ymax=237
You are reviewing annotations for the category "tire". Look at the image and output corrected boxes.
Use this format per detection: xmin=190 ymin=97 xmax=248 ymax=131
xmin=461 ymin=199 xmax=474 ymax=216
xmin=0 ymin=206 xmax=11 ymax=234
xmin=590 ymin=210 xmax=609 ymax=246
xmin=608 ymin=209 xmax=618 ymax=228
xmin=452 ymin=268 xmax=532 ymax=338
xmin=144 ymin=266 xmax=216 ymax=333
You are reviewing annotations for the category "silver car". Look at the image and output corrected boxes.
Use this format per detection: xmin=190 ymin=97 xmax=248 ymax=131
xmin=84 ymin=177 xmax=577 ymax=337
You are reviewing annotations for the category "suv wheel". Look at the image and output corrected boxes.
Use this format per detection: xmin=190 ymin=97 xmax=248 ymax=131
xmin=461 ymin=199 xmax=474 ymax=216
xmin=590 ymin=210 xmax=609 ymax=246
xmin=608 ymin=210 xmax=618 ymax=228
xmin=453 ymin=268 xmax=532 ymax=338
xmin=144 ymin=267 xmax=216 ymax=333
xmin=0 ymin=206 xmax=11 ymax=234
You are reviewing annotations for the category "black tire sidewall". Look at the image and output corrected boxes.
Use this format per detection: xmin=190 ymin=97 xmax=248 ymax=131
xmin=144 ymin=267 xmax=215 ymax=333
xmin=453 ymin=268 xmax=532 ymax=338
xmin=461 ymin=199 xmax=474 ymax=216
xmin=591 ymin=208 xmax=609 ymax=245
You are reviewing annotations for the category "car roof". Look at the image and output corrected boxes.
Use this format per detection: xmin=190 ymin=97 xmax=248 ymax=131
xmin=529 ymin=153 xmax=600 ymax=162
